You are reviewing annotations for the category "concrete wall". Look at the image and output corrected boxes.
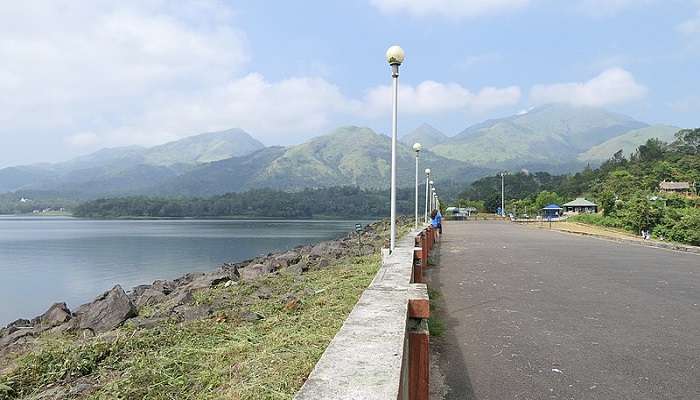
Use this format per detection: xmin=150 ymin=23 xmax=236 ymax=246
xmin=294 ymin=227 xmax=438 ymax=400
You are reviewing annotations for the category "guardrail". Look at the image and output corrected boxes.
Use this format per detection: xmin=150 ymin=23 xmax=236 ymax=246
xmin=294 ymin=225 xmax=439 ymax=400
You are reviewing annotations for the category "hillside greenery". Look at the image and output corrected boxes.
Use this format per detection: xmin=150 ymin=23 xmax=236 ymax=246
xmin=456 ymin=128 xmax=700 ymax=245
xmin=73 ymin=186 xmax=426 ymax=219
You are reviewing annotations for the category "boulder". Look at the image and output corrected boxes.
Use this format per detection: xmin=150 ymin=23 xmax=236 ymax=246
xmin=240 ymin=310 xmax=264 ymax=322
xmin=310 ymin=241 xmax=344 ymax=259
xmin=152 ymin=280 xmax=176 ymax=294
xmin=3 ymin=318 xmax=31 ymax=336
xmin=287 ymin=261 xmax=308 ymax=276
xmin=0 ymin=328 xmax=35 ymax=348
xmin=168 ymin=289 xmax=194 ymax=306
xmin=31 ymin=302 xmax=71 ymax=331
xmin=74 ymin=285 xmax=137 ymax=333
xmin=317 ymin=258 xmax=330 ymax=269
xmin=254 ymin=287 xmax=273 ymax=299
xmin=172 ymin=305 xmax=213 ymax=322
xmin=239 ymin=263 xmax=274 ymax=281
xmin=277 ymin=251 xmax=301 ymax=265
xmin=186 ymin=270 xmax=239 ymax=291
xmin=135 ymin=289 xmax=167 ymax=308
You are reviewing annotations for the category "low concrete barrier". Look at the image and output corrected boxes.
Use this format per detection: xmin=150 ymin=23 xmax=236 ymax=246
xmin=294 ymin=226 xmax=438 ymax=400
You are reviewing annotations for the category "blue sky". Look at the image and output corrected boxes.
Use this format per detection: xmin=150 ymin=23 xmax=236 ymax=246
xmin=1 ymin=0 xmax=699 ymax=166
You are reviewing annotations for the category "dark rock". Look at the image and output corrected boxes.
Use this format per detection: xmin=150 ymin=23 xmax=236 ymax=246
xmin=173 ymin=272 xmax=205 ymax=286
xmin=31 ymin=302 xmax=71 ymax=331
xmin=187 ymin=270 xmax=238 ymax=290
xmin=168 ymin=289 xmax=194 ymax=306
xmin=240 ymin=263 xmax=274 ymax=281
xmin=135 ymin=288 xmax=167 ymax=308
xmin=172 ymin=305 xmax=213 ymax=322
xmin=317 ymin=258 xmax=330 ymax=269
xmin=0 ymin=327 xmax=35 ymax=348
xmin=130 ymin=284 xmax=152 ymax=300
xmin=254 ymin=287 xmax=273 ymax=299
xmin=277 ymin=251 xmax=301 ymax=265
xmin=310 ymin=241 xmax=344 ymax=259
xmin=240 ymin=311 xmax=264 ymax=321
xmin=74 ymin=285 xmax=137 ymax=333
xmin=288 ymin=261 xmax=308 ymax=276
xmin=3 ymin=318 xmax=31 ymax=336
xmin=152 ymin=279 xmax=176 ymax=294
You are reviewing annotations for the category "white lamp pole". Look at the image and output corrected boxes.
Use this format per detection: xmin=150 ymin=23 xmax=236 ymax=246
xmin=431 ymin=187 xmax=436 ymax=211
xmin=424 ymin=169 xmax=431 ymax=223
xmin=413 ymin=143 xmax=422 ymax=229
xmin=429 ymin=181 xmax=434 ymax=212
xmin=501 ymin=171 xmax=505 ymax=217
xmin=386 ymin=45 xmax=405 ymax=252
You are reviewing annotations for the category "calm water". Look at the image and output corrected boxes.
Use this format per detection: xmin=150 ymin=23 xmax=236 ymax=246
xmin=0 ymin=216 xmax=371 ymax=325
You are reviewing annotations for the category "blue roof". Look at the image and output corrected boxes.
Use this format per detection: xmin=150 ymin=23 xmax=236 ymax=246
xmin=542 ymin=204 xmax=563 ymax=210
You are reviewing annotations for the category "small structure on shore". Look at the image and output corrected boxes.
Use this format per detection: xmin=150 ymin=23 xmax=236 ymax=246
xmin=659 ymin=181 xmax=692 ymax=196
xmin=563 ymin=198 xmax=597 ymax=214
xmin=542 ymin=204 xmax=563 ymax=219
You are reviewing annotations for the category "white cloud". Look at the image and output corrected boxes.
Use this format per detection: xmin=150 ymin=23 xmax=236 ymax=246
xmin=93 ymin=73 xmax=358 ymax=146
xmin=0 ymin=1 xmax=248 ymax=147
xmin=65 ymin=133 xmax=100 ymax=148
xmin=368 ymin=0 xmax=530 ymax=18
xmin=530 ymin=68 xmax=647 ymax=107
xmin=577 ymin=0 xmax=654 ymax=17
xmin=678 ymin=10 xmax=700 ymax=36
xmin=361 ymin=81 xmax=521 ymax=116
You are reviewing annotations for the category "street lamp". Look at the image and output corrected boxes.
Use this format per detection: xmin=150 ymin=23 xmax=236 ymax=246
xmin=429 ymin=181 xmax=434 ymax=211
xmin=500 ymin=171 xmax=505 ymax=217
xmin=431 ymin=187 xmax=436 ymax=211
xmin=424 ymin=168 xmax=431 ymax=223
xmin=413 ymin=143 xmax=422 ymax=229
xmin=386 ymin=45 xmax=405 ymax=252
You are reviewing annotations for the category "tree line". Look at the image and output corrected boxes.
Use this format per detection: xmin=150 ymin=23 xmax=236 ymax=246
xmin=72 ymin=186 xmax=427 ymax=219
xmin=455 ymin=129 xmax=700 ymax=245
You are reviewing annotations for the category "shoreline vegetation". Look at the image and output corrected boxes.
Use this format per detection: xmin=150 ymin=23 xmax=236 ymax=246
xmin=0 ymin=217 xmax=412 ymax=399
xmin=455 ymin=130 xmax=700 ymax=246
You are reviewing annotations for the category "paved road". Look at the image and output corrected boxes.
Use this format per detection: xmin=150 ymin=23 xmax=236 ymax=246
xmin=430 ymin=221 xmax=699 ymax=400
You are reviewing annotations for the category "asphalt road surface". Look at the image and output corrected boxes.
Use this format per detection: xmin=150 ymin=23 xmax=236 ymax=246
xmin=430 ymin=221 xmax=699 ymax=400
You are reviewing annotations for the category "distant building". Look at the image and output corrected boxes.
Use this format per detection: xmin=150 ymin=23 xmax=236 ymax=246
xmin=542 ymin=204 xmax=563 ymax=219
xmin=563 ymin=198 xmax=597 ymax=214
xmin=659 ymin=181 xmax=692 ymax=195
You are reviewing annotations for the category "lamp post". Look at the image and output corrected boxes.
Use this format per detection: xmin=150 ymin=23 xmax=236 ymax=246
xmin=413 ymin=143 xmax=422 ymax=229
xmin=424 ymin=168 xmax=431 ymax=223
xmin=386 ymin=45 xmax=405 ymax=253
xmin=429 ymin=181 xmax=434 ymax=211
xmin=500 ymin=171 xmax=505 ymax=217
xmin=431 ymin=187 xmax=436 ymax=211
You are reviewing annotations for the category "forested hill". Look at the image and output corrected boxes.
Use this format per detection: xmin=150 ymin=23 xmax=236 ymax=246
xmin=73 ymin=186 xmax=421 ymax=219
xmin=457 ymin=129 xmax=700 ymax=245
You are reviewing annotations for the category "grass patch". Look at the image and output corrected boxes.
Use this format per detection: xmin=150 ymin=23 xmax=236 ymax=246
xmin=426 ymin=287 xmax=445 ymax=337
xmin=0 ymin=254 xmax=381 ymax=400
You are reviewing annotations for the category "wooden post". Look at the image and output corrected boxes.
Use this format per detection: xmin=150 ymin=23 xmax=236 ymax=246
xmin=408 ymin=285 xmax=430 ymax=400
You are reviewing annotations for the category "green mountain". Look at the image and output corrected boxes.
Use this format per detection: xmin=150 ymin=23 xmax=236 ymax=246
xmin=143 ymin=128 xmax=264 ymax=166
xmin=400 ymin=123 xmax=448 ymax=149
xmin=0 ymin=129 xmax=263 ymax=194
xmin=577 ymin=125 xmax=680 ymax=162
xmin=159 ymin=126 xmax=490 ymax=196
xmin=432 ymin=104 xmax=648 ymax=170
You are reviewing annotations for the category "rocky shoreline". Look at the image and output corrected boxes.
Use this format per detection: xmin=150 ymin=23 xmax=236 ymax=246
xmin=0 ymin=218 xmax=395 ymax=361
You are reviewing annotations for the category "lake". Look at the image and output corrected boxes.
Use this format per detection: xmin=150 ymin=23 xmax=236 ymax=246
xmin=0 ymin=216 xmax=372 ymax=325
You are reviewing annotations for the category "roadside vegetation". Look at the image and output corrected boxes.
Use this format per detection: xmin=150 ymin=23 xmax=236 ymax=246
xmin=0 ymin=217 xmax=424 ymax=400
xmin=456 ymin=129 xmax=700 ymax=245
xmin=0 ymin=254 xmax=381 ymax=400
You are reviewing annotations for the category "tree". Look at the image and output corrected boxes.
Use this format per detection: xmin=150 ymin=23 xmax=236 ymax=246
xmin=599 ymin=190 xmax=616 ymax=217
xmin=672 ymin=128 xmax=700 ymax=155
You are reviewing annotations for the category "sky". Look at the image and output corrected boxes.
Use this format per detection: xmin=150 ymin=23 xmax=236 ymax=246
xmin=1 ymin=0 xmax=699 ymax=167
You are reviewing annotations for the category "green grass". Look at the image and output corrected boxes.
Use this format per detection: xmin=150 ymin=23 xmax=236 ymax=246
xmin=0 ymin=254 xmax=381 ymax=400
xmin=426 ymin=287 xmax=445 ymax=337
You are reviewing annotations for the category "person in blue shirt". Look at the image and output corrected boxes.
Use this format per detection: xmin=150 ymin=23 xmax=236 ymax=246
xmin=430 ymin=209 xmax=443 ymax=234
